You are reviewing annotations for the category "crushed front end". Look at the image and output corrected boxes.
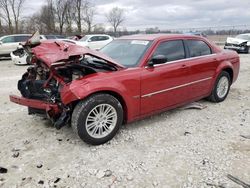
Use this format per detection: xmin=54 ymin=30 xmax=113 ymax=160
xmin=10 ymin=61 xmax=71 ymax=129
xmin=9 ymin=39 xmax=122 ymax=129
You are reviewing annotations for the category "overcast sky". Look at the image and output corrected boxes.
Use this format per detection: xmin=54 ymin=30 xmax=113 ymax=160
xmin=24 ymin=0 xmax=250 ymax=30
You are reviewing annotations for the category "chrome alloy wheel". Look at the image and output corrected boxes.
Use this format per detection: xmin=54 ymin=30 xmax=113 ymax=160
xmin=85 ymin=104 xmax=118 ymax=139
xmin=216 ymin=76 xmax=229 ymax=98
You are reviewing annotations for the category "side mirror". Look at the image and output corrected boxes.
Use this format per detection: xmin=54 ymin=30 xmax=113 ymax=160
xmin=148 ymin=55 xmax=167 ymax=66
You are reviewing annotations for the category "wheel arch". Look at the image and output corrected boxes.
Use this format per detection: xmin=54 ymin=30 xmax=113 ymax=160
xmin=71 ymin=90 xmax=128 ymax=123
xmin=222 ymin=67 xmax=234 ymax=84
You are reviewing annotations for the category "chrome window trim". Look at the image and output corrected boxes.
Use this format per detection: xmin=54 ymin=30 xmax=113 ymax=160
xmin=141 ymin=77 xmax=213 ymax=98
xmin=145 ymin=53 xmax=216 ymax=68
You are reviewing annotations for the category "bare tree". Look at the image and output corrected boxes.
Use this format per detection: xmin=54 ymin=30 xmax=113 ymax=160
xmin=73 ymin=0 xmax=83 ymax=33
xmin=9 ymin=0 xmax=25 ymax=33
xmin=106 ymin=7 xmax=125 ymax=36
xmin=65 ymin=3 xmax=74 ymax=34
xmin=0 ymin=0 xmax=25 ymax=33
xmin=39 ymin=0 xmax=55 ymax=34
xmin=0 ymin=0 xmax=13 ymax=33
xmin=73 ymin=0 xmax=95 ymax=34
xmin=54 ymin=0 xmax=69 ymax=34
xmin=82 ymin=1 xmax=95 ymax=33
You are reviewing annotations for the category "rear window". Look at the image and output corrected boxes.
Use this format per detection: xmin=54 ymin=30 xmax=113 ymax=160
xmin=186 ymin=40 xmax=212 ymax=57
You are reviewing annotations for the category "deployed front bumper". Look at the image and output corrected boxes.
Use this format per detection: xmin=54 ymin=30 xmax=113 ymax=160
xmin=9 ymin=95 xmax=60 ymax=116
xmin=10 ymin=52 xmax=27 ymax=65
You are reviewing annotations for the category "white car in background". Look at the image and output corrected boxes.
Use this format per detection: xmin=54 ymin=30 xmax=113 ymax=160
xmin=75 ymin=34 xmax=113 ymax=50
xmin=224 ymin=33 xmax=250 ymax=53
xmin=11 ymin=34 xmax=66 ymax=65
xmin=0 ymin=34 xmax=32 ymax=57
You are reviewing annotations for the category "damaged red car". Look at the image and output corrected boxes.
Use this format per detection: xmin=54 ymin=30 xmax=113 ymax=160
xmin=10 ymin=34 xmax=240 ymax=145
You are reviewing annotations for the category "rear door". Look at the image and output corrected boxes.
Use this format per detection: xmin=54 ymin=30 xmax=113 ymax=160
xmin=184 ymin=39 xmax=218 ymax=98
xmin=140 ymin=40 xmax=192 ymax=115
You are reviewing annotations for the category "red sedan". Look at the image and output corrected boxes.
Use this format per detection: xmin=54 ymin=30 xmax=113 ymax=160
xmin=10 ymin=34 xmax=240 ymax=145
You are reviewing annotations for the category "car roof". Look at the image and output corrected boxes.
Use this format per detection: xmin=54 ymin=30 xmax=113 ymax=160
xmin=85 ymin=34 xmax=110 ymax=37
xmin=0 ymin=34 xmax=31 ymax=37
xmin=119 ymin=34 xmax=204 ymax=41
xmin=237 ymin=33 xmax=250 ymax=35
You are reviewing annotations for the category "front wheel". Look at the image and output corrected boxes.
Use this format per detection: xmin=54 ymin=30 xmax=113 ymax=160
xmin=72 ymin=93 xmax=123 ymax=145
xmin=207 ymin=71 xmax=231 ymax=102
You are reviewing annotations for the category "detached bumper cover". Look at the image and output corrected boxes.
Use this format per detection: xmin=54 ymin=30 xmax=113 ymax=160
xmin=224 ymin=45 xmax=248 ymax=52
xmin=9 ymin=95 xmax=60 ymax=114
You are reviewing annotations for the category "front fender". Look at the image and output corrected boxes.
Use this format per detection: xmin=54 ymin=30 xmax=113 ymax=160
xmin=60 ymin=77 xmax=141 ymax=122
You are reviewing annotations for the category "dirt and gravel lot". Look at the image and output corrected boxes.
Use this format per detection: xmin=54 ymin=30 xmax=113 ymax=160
xmin=0 ymin=52 xmax=249 ymax=188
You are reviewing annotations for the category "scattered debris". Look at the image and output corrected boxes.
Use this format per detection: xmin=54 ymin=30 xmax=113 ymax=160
xmin=184 ymin=131 xmax=191 ymax=136
xmin=227 ymin=174 xmax=250 ymax=188
xmin=240 ymin=135 xmax=250 ymax=139
xmin=23 ymin=140 xmax=30 ymax=145
xmin=181 ymin=102 xmax=207 ymax=110
xmin=202 ymin=159 xmax=209 ymax=165
xmin=57 ymin=138 xmax=63 ymax=142
xmin=0 ymin=167 xmax=7 ymax=174
xmin=36 ymin=163 xmax=43 ymax=168
xmin=205 ymin=182 xmax=226 ymax=188
xmin=38 ymin=180 xmax=44 ymax=184
xmin=104 ymin=170 xmax=112 ymax=177
xmin=54 ymin=178 xmax=61 ymax=184
xmin=12 ymin=151 xmax=19 ymax=158
xmin=153 ymin=181 xmax=158 ymax=187
xmin=11 ymin=148 xmax=20 ymax=152
xmin=126 ymin=175 xmax=133 ymax=181
xmin=96 ymin=170 xmax=105 ymax=179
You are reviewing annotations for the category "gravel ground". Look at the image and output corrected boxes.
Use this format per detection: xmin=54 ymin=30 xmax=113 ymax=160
xmin=0 ymin=53 xmax=249 ymax=188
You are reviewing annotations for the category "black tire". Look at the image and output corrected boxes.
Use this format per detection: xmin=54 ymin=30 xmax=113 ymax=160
xmin=71 ymin=93 xmax=123 ymax=145
xmin=247 ymin=46 xmax=250 ymax=54
xmin=207 ymin=71 xmax=231 ymax=102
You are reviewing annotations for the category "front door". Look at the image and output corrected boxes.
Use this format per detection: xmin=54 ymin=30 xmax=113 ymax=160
xmin=140 ymin=40 xmax=192 ymax=115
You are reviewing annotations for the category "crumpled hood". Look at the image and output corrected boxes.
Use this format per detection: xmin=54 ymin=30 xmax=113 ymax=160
xmin=226 ymin=37 xmax=248 ymax=45
xmin=31 ymin=40 xmax=125 ymax=69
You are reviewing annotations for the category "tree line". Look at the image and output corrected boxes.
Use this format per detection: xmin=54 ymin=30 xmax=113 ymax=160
xmin=0 ymin=0 xmax=126 ymax=36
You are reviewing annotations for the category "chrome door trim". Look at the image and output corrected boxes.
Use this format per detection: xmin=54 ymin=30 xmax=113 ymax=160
xmin=141 ymin=77 xmax=213 ymax=98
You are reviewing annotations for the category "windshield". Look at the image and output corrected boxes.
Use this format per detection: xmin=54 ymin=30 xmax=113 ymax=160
xmin=100 ymin=39 xmax=152 ymax=67
xmin=236 ymin=34 xmax=250 ymax=40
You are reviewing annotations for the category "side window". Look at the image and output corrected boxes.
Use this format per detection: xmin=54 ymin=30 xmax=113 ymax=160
xmin=153 ymin=40 xmax=185 ymax=62
xmin=89 ymin=36 xmax=99 ymax=42
xmin=187 ymin=40 xmax=212 ymax=57
xmin=1 ymin=36 xmax=15 ymax=43
xmin=99 ymin=36 xmax=109 ymax=41
xmin=15 ymin=35 xmax=30 ymax=42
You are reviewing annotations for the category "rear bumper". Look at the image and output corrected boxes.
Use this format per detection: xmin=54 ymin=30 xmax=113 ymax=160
xmin=9 ymin=95 xmax=60 ymax=115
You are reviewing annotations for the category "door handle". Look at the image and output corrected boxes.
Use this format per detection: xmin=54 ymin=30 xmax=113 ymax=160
xmin=181 ymin=64 xmax=187 ymax=68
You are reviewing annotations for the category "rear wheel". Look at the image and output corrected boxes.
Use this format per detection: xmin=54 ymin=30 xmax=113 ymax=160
xmin=207 ymin=71 xmax=231 ymax=102
xmin=72 ymin=93 xmax=123 ymax=145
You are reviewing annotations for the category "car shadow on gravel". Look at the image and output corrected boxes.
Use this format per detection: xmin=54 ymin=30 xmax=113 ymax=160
xmin=124 ymin=99 xmax=211 ymax=131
